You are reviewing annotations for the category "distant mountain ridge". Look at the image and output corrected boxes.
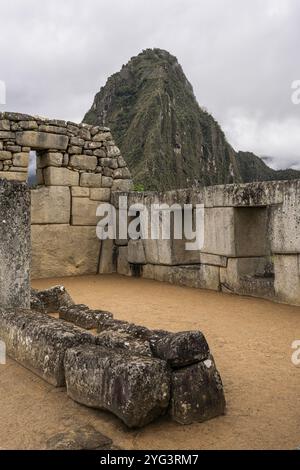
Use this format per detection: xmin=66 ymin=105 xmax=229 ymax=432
xmin=83 ymin=48 xmax=300 ymax=190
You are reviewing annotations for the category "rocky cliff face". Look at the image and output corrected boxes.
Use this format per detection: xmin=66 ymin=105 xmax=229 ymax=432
xmin=83 ymin=48 xmax=299 ymax=190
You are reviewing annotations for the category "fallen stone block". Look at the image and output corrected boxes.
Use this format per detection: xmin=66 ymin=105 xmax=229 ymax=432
xmin=0 ymin=308 xmax=95 ymax=386
xmin=151 ymin=331 xmax=210 ymax=368
xmin=59 ymin=304 xmax=113 ymax=329
xmin=31 ymin=285 xmax=74 ymax=313
xmin=170 ymin=356 xmax=226 ymax=425
xmin=95 ymin=330 xmax=152 ymax=357
xmin=64 ymin=345 xmax=171 ymax=428
xmin=46 ymin=425 xmax=113 ymax=450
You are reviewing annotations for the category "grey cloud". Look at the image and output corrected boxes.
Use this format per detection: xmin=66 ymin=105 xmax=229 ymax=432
xmin=0 ymin=0 xmax=299 ymax=169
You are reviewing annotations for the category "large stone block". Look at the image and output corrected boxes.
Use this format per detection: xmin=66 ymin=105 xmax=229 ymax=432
xmin=220 ymin=257 xmax=275 ymax=299
xmin=31 ymin=224 xmax=101 ymax=278
xmin=16 ymin=131 xmax=69 ymax=150
xmin=44 ymin=167 xmax=79 ymax=186
xmin=0 ymin=179 xmax=30 ymax=308
xmin=90 ymin=188 xmax=111 ymax=202
xmin=151 ymin=331 xmax=210 ymax=368
xmin=72 ymin=197 xmax=100 ymax=225
xmin=142 ymin=264 xmax=220 ymax=291
xmin=98 ymin=239 xmax=116 ymax=274
xmin=12 ymin=152 xmax=29 ymax=167
xmin=31 ymin=285 xmax=74 ymax=313
xmin=270 ymin=190 xmax=300 ymax=254
xmin=80 ymin=173 xmax=102 ymax=188
xmin=31 ymin=186 xmax=71 ymax=224
xmin=170 ymin=356 xmax=226 ymax=424
xmin=0 ymin=171 xmax=27 ymax=182
xmin=37 ymin=152 xmax=63 ymax=168
xmin=128 ymin=240 xmax=146 ymax=264
xmin=0 ymin=150 xmax=12 ymax=160
xmin=202 ymin=208 xmax=235 ymax=256
xmin=0 ymin=308 xmax=94 ymax=386
xmin=274 ymin=255 xmax=300 ymax=305
xmin=117 ymin=246 xmax=132 ymax=276
xmin=70 ymin=155 xmax=97 ymax=171
xmin=95 ymin=330 xmax=152 ymax=357
xmin=64 ymin=345 xmax=171 ymax=428
xmin=59 ymin=304 xmax=112 ymax=329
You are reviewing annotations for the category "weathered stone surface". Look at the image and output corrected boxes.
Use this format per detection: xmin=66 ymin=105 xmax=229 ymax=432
xmin=90 ymin=188 xmax=111 ymax=201
xmin=95 ymin=330 xmax=152 ymax=357
xmin=101 ymin=176 xmax=113 ymax=188
xmin=274 ymin=255 xmax=300 ymax=305
xmin=170 ymin=356 xmax=226 ymax=424
xmin=98 ymin=239 xmax=116 ymax=274
xmin=0 ymin=120 xmax=10 ymax=131
xmin=16 ymin=131 xmax=69 ymax=150
xmin=71 ymin=186 xmax=89 ymax=197
xmin=80 ymin=172 xmax=102 ymax=187
xmin=31 ymin=285 xmax=74 ymax=313
xmin=92 ymin=131 xmax=112 ymax=142
xmin=31 ymin=186 xmax=70 ymax=224
xmin=142 ymin=264 xmax=220 ymax=291
xmin=0 ymin=308 xmax=94 ymax=386
xmin=12 ymin=152 xmax=29 ymax=167
xmin=71 ymin=197 xmax=100 ymax=226
xmin=128 ymin=240 xmax=146 ymax=264
xmin=31 ymin=225 xmax=101 ymax=278
xmin=70 ymin=154 xmax=97 ymax=171
xmin=96 ymin=317 xmax=162 ymax=345
xmin=59 ymin=304 xmax=113 ymax=329
xmin=0 ymin=179 xmax=30 ymax=308
xmin=219 ymin=257 xmax=274 ymax=299
xmin=64 ymin=345 xmax=171 ymax=428
xmin=44 ymin=167 xmax=79 ymax=186
xmin=38 ymin=152 xmax=63 ymax=168
xmin=112 ymin=179 xmax=132 ymax=192
xmin=117 ymin=246 xmax=131 ymax=276
xmin=46 ymin=425 xmax=113 ymax=450
xmin=199 ymin=253 xmax=228 ymax=267
xmin=106 ymin=145 xmax=121 ymax=158
xmin=151 ymin=331 xmax=210 ymax=368
xmin=0 ymin=171 xmax=27 ymax=181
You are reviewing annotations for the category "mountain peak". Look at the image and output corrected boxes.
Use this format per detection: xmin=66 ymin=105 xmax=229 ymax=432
xmin=83 ymin=49 xmax=299 ymax=190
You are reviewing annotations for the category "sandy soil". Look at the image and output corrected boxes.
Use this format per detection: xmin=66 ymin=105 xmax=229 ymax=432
xmin=0 ymin=274 xmax=300 ymax=450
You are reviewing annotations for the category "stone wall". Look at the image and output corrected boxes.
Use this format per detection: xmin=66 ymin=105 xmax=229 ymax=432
xmin=0 ymin=179 xmax=30 ymax=308
xmin=0 ymin=112 xmax=132 ymax=278
xmin=1 ymin=112 xmax=299 ymax=306
xmin=111 ymin=180 xmax=300 ymax=306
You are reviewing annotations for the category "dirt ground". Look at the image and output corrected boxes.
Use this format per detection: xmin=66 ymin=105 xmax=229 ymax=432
xmin=1 ymin=274 xmax=300 ymax=450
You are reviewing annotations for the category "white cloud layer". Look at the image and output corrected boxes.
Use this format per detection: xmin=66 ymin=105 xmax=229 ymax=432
xmin=0 ymin=0 xmax=299 ymax=169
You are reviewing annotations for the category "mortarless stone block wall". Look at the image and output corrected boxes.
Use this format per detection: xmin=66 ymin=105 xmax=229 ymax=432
xmin=0 ymin=112 xmax=132 ymax=279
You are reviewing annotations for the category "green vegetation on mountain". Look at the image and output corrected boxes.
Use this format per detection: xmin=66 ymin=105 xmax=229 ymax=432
xmin=83 ymin=48 xmax=300 ymax=190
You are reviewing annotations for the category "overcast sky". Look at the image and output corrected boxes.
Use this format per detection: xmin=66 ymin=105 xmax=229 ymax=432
xmin=0 ymin=0 xmax=299 ymax=169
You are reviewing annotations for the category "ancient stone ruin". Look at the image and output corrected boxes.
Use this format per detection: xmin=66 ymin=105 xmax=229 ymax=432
xmin=0 ymin=177 xmax=225 ymax=428
xmin=0 ymin=111 xmax=300 ymax=430
xmin=1 ymin=111 xmax=299 ymax=306
xmin=0 ymin=111 xmax=132 ymax=278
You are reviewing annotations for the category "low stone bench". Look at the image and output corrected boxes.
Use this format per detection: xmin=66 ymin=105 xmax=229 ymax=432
xmin=59 ymin=304 xmax=113 ymax=329
xmin=0 ymin=308 xmax=95 ymax=386
xmin=64 ymin=345 xmax=171 ymax=428
xmin=1 ymin=288 xmax=226 ymax=428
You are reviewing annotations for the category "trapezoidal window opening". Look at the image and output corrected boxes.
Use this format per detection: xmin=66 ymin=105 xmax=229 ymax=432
xmin=27 ymin=150 xmax=37 ymax=188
